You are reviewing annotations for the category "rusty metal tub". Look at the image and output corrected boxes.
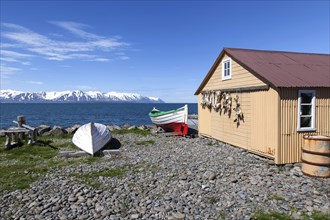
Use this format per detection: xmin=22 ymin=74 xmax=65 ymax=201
xmin=301 ymin=135 xmax=330 ymax=178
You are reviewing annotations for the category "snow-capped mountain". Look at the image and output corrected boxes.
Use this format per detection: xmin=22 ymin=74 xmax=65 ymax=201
xmin=0 ymin=90 xmax=164 ymax=103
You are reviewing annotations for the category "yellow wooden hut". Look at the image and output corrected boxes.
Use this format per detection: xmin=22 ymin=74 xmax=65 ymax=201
xmin=195 ymin=48 xmax=330 ymax=164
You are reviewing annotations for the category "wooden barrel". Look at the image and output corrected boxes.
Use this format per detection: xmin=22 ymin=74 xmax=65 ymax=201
xmin=302 ymin=152 xmax=330 ymax=165
xmin=302 ymin=135 xmax=330 ymax=178
xmin=302 ymin=135 xmax=330 ymax=154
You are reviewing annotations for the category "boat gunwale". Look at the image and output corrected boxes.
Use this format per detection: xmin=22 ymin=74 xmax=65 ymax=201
xmin=149 ymin=106 xmax=186 ymax=117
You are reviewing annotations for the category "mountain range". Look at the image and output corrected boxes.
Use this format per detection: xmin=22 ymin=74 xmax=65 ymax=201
xmin=0 ymin=90 xmax=164 ymax=103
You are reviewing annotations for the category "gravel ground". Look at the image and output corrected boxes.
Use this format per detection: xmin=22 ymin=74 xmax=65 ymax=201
xmin=1 ymin=132 xmax=329 ymax=220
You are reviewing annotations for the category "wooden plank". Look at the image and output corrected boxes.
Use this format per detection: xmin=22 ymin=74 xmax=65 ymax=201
xmin=12 ymin=121 xmax=36 ymax=131
xmin=202 ymin=85 xmax=269 ymax=93
xmin=59 ymin=149 xmax=120 ymax=158
xmin=4 ymin=129 xmax=30 ymax=133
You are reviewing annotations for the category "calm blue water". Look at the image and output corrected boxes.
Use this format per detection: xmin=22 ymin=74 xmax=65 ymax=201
xmin=0 ymin=103 xmax=197 ymax=129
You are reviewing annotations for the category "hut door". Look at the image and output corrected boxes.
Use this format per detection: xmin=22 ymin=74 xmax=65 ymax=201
xmin=198 ymin=108 xmax=212 ymax=137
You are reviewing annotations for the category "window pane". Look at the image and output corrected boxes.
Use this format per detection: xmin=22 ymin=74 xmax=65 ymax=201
xmin=301 ymin=105 xmax=311 ymax=115
xmin=225 ymin=61 xmax=229 ymax=69
xmin=300 ymin=116 xmax=311 ymax=128
xmin=301 ymin=93 xmax=312 ymax=103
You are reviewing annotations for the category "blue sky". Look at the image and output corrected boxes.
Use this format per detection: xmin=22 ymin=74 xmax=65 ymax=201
xmin=1 ymin=1 xmax=329 ymax=103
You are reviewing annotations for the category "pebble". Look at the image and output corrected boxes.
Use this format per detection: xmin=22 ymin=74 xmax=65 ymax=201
xmin=0 ymin=132 xmax=329 ymax=220
xmin=131 ymin=214 xmax=139 ymax=219
xmin=172 ymin=212 xmax=185 ymax=219
xmin=68 ymin=196 xmax=77 ymax=202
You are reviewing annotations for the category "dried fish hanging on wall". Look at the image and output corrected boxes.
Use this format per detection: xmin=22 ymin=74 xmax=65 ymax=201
xmin=221 ymin=92 xmax=232 ymax=115
xmin=201 ymin=90 xmax=223 ymax=112
xmin=201 ymin=91 xmax=210 ymax=109
xmin=212 ymin=91 xmax=222 ymax=111
xmin=200 ymin=91 xmax=207 ymax=108
xmin=233 ymin=95 xmax=244 ymax=126
xmin=201 ymin=90 xmax=244 ymax=126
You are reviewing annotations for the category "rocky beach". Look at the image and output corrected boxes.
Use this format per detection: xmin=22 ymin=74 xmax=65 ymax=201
xmin=0 ymin=125 xmax=329 ymax=220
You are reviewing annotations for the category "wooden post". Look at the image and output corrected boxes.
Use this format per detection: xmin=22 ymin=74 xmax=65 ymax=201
xmin=12 ymin=133 xmax=17 ymax=144
xmin=28 ymin=130 xmax=36 ymax=145
xmin=5 ymin=133 xmax=11 ymax=148
xmin=17 ymin=116 xmax=25 ymax=128
xmin=17 ymin=116 xmax=26 ymax=141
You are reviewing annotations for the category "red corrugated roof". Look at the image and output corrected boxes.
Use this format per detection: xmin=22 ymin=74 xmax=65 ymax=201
xmin=195 ymin=48 xmax=330 ymax=95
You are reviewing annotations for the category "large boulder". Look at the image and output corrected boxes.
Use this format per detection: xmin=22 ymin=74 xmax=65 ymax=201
xmin=0 ymin=130 xmax=6 ymax=137
xmin=37 ymin=125 xmax=51 ymax=136
xmin=66 ymin=125 xmax=80 ymax=134
xmin=43 ymin=126 xmax=68 ymax=136
xmin=107 ymin=125 xmax=121 ymax=131
xmin=122 ymin=124 xmax=130 ymax=129
xmin=138 ymin=125 xmax=152 ymax=131
xmin=128 ymin=125 xmax=137 ymax=130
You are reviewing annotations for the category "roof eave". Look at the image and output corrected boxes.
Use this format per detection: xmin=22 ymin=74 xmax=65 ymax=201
xmin=224 ymin=49 xmax=277 ymax=89
xmin=195 ymin=48 xmax=277 ymax=95
xmin=194 ymin=49 xmax=226 ymax=95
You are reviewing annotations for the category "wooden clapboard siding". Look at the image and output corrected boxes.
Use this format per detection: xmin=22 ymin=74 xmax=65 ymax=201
xmin=250 ymin=88 xmax=279 ymax=158
xmin=197 ymin=94 xmax=212 ymax=137
xmin=210 ymin=92 xmax=251 ymax=150
xmin=204 ymin=54 xmax=266 ymax=91
xmin=197 ymin=49 xmax=330 ymax=164
xmin=277 ymin=88 xmax=330 ymax=164
xmin=198 ymin=52 xmax=277 ymax=158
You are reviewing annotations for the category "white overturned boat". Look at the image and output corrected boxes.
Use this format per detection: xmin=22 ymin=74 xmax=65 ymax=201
xmin=72 ymin=122 xmax=111 ymax=155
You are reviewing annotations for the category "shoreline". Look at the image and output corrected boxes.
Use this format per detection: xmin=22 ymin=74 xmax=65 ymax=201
xmin=1 ymin=120 xmax=199 ymax=137
xmin=0 ymin=125 xmax=329 ymax=219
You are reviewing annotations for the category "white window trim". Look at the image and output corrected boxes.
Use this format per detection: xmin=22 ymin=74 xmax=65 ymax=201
xmin=297 ymin=90 xmax=316 ymax=132
xmin=222 ymin=58 xmax=232 ymax=80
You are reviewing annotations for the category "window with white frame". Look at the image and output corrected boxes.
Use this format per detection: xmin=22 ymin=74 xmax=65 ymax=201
xmin=297 ymin=90 xmax=316 ymax=131
xmin=222 ymin=58 xmax=231 ymax=80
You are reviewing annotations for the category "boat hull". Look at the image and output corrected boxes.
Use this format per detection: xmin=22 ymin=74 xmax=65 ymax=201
xmin=149 ymin=105 xmax=188 ymax=135
xmin=158 ymin=122 xmax=188 ymax=135
xmin=72 ymin=122 xmax=111 ymax=155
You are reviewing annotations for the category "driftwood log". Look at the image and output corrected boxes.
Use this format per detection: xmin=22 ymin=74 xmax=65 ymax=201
xmin=59 ymin=149 xmax=120 ymax=158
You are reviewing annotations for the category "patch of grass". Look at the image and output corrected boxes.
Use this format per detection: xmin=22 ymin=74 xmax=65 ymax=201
xmin=71 ymin=165 xmax=128 ymax=188
xmin=207 ymin=141 xmax=213 ymax=146
xmin=218 ymin=212 xmax=226 ymax=220
xmin=276 ymin=165 xmax=285 ymax=172
xmin=71 ymin=162 xmax=159 ymax=189
xmin=120 ymin=199 xmax=129 ymax=217
xmin=290 ymin=207 xmax=298 ymax=213
xmin=251 ymin=209 xmax=330 ymax=220
xmin=73 ymin=166 xmax=127 ymax=179
xmin=112 ymin=128 xmax=152 ymax=136
xmin=37 ymin=135 xmax=76 ymax=150
xmin=0 ymin=144 xmax=57 ymax=190
xmin=84 ymin=155 xmax=103 ymax=164
xmin=207 ymin=196 xmax=217 ymax=204
xmin=301 ymin=209 xmax=330 ymax=220
xmin=0 ymin=135 xmax=101 ymax=191
xmin=149 ymin=165 xmax=158 ymax=173
xmin=251 ymin=210 xmax=291 ymax=220
xmin=311 ymin=210 xmax=330 ymax=220
xmin=269 ymin=194 xmax=285 ymax=201
xmin=135 ymin=140 xmax=155 ymax=146
xmin=47 ymin=158 xmax=79 ymax=168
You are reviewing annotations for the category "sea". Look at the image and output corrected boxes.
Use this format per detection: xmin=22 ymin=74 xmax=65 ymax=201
xmin=0 ymin=103 xmax=198 ymax=129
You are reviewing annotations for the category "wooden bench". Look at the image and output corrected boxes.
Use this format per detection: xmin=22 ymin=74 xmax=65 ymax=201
xmin=3 ymin=116 xmax=37 ymax=149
